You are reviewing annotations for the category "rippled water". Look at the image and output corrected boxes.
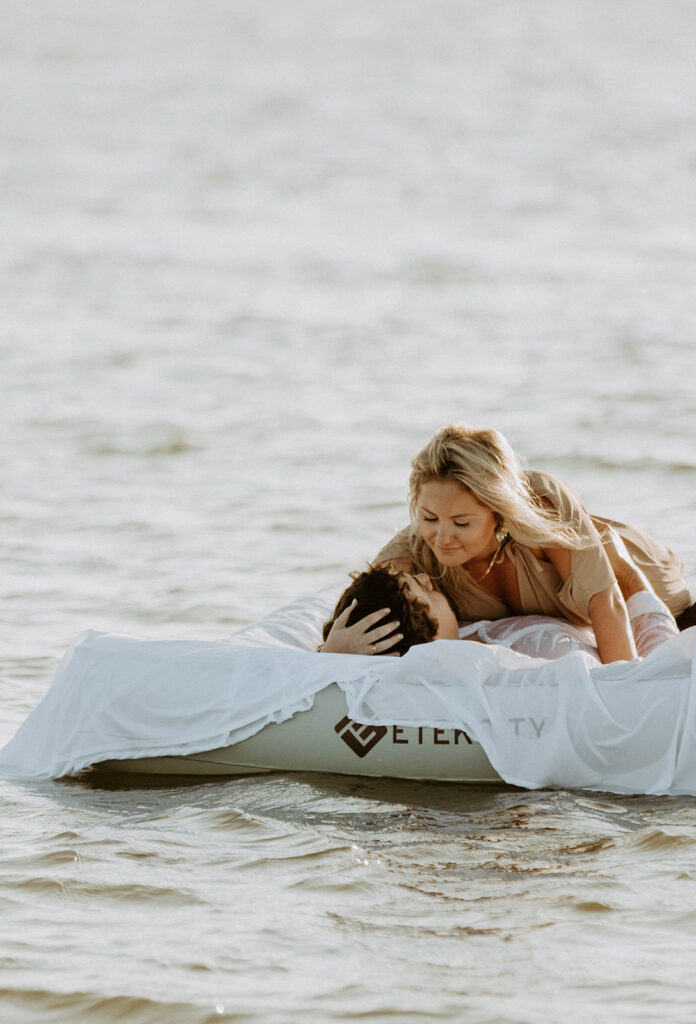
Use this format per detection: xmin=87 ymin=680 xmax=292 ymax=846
xmin=2 ymin=1 xmax=696 ymax=1021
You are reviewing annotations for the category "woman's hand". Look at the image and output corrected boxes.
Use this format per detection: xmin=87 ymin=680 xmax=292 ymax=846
xmin=320 ymin=601 xmax=403 ymax=655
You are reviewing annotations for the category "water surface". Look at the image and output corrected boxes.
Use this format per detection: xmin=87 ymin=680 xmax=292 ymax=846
xmin=2 ymin=1 xmax=696 ymax=1021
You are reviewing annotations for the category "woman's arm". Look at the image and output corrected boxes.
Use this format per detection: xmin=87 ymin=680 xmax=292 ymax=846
xmin=544 ymin=546 xmax=636 ymax=663
xmin=587 ymin=585 xmax=637 ymax=663
xmin=600 ymin=527 xmax=651 ymax=600
xmin=372 ymin=528 xmax=416 ymax=574
xmin=375 ymin=556 xmax=414 ymax=573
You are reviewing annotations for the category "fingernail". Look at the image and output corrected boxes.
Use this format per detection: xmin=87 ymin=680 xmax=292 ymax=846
xmin=393 ymin=620 xmax=400 ymax=627
xmin=396 ymin=633 xmax=403 ymax=640
xmin=383 ymin=608 xmax=390 ymax=614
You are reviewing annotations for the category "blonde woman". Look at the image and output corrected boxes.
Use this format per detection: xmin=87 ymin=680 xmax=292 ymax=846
xmin=341 ymin=424 xmax=694 ymax=664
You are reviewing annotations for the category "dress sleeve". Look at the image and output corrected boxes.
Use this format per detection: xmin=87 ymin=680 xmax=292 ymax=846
xmin=527 ymin=471 xmax=616 ymax=621
xmin=373 ymin=526 xmax=417 ymax=567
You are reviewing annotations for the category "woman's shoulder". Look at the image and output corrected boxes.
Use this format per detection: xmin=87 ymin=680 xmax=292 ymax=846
xmin=523 ymin=469 xmax=588 ymax=513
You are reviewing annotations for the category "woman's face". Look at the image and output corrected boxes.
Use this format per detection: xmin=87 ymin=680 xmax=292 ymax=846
xmin=403 ymin=573 xmax=460 ymax=640
xmin=416 ymin=479 xmax=498 ymax=568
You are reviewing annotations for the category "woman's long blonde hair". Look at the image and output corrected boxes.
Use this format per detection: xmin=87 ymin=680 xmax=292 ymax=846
xmin=409 ymin=424 xmax=585 ymax=552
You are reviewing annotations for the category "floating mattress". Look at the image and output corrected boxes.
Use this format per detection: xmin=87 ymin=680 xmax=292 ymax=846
xmin=97 ymin=682 xmax=501 ymax=780
xmin=3 ymin=586 xmax=696 ymax=796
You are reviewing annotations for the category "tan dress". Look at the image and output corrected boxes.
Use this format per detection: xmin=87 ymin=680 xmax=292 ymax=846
xmin=374 ymin=470 xmax=692 ymax=626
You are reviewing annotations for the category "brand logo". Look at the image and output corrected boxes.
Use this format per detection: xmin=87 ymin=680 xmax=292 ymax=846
xmin=334 ymin=716 xmax=388 ymax=758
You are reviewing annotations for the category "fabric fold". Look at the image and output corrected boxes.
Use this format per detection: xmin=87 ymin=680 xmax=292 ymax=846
xmin=2 ymin=586 xmax=696 ymax=796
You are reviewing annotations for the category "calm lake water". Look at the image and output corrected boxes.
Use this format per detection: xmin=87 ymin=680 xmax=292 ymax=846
xmin=2 ymin=1 xmax=696 ymax=1021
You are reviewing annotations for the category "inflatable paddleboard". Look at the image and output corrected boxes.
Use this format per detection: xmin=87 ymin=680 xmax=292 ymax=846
xmin=98 ymin=683 xmax=501 ymax=781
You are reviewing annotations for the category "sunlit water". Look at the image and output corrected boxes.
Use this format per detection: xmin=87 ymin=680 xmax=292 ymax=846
xmin=1 ymin=1 xmax=696 ymax=1021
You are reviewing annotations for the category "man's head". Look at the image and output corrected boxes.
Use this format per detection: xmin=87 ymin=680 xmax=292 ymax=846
xmin=322 ymin=566 xmax=458 ymax=655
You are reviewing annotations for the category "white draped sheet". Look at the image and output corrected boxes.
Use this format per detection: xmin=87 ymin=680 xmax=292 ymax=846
xmin=2 ymin=586 xmax=696 ymax=795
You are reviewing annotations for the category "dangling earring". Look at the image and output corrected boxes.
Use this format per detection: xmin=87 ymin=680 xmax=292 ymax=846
xmin=495 ymin=522 xmax=509 ymax=544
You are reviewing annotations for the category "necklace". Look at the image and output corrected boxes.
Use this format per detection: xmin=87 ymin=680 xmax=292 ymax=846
xmin=468 ymin=537 xmax=508 ymax=583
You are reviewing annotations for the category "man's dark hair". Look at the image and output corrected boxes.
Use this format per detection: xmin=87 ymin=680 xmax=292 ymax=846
xmin=322 ymin=566 xmax=439 ymax=656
